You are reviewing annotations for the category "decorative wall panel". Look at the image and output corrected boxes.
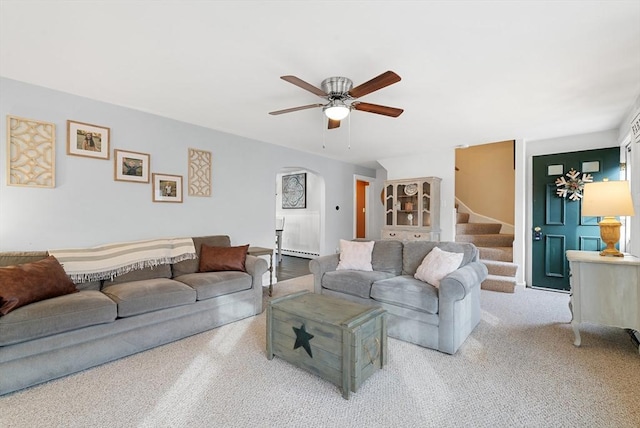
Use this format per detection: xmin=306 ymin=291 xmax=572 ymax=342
xmin=579 ymin=236 xmax=602 ymax=252
xmin=7 ymin=116 xmax=55 ymax=188
xmin=544 ymin=234 xmax=566 ymax=278
xmin=188 ymin=148 xmax=212 ymax=197
xmin=282 ymin=173 xmax=307 ymax=209
xmin=545 ymin=184 xmax=565 ymax=225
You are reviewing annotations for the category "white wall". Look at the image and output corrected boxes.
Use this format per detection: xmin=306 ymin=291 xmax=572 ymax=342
xmin=371 ymin=167 xmax=388 ymax=240
xmin=513 ymin=139 xmax=526 ymax=286
xmin=0 ymin=78 xmax=376 ymax=254
xmin=377 ymin=149 xmax=456 ymax=241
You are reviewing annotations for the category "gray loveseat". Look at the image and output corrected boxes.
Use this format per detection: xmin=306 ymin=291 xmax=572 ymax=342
xmin=309 ymin=240 xmax=487 ymax=354
xmin=0 ymin=235 xmax=267 ymax=395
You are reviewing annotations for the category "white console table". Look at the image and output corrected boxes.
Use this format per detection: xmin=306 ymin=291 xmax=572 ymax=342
xmin=566 ymin=250 xmax=640 ymax=353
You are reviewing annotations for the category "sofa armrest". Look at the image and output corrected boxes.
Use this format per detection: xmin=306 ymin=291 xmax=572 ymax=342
xmin=439 ymin=261 xmax=488 ymax=301
xmin=438 ymin=261 xmax=487 ymax=354
xmin=309 ymin=254 xmax=340 ymax=293
xmin=245 ymin=255 xmax=268 ymax=313
xmin=245 ymin=255 xmax=268 ymax=287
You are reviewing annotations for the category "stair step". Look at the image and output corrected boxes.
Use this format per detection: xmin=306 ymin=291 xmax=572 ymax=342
xmin=481 ymin=259 xmax=518 ymax=277
xmin=456 ymin=212 xmax=470 ymax=224
xmin=482 ymin=274 xmax=516 ymax=293
xmin=456 ymin=234 xmax=514 ymax=247
xmin=478 ymin=246 xmax=513 ymax=262
xmin=456 ymin=223 xmax=502 ymax=235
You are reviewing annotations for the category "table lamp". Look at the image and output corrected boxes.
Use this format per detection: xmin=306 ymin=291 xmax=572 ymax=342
xmin=582 ymin=180 xmax=635 ymax=257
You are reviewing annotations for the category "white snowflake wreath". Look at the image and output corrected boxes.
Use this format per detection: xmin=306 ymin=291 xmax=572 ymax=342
xmin=555 ymin=168 xmax=593 ymax=201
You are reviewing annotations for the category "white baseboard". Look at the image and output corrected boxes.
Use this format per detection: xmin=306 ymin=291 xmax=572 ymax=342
xmin=281 ymin=249 xmax=318 ymax=259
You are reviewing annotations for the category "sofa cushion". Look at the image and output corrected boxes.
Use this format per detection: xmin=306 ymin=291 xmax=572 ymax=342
xmin=414 ymin=247 xmax=464 ymax=288
xmin=172 ymin=235 xmax=231 ymax=277
xmin=402 ymin=241 xmax=477 ymax=276
xmin=103 ymin=263 xmax=172 ymax=286
xmin=0 ymin=290 xmax=117 ymax=346
xmin=322 ymin=270 xmax=396 ymax=299
xmin=0 ymin=256 xmax=78 ymax=315
xmin=76 ymin=280 xmax=102 ymax=291
xmin=371 ymin=240 xmax=404 ymax=275
xmin=371 ymin=276 xmax=439 ymax=314
xmin=336 ymin=240 xmax=374 ymax=271
xmin=174 ymin=271 xmax=252 ymax=300
xmin=101 ymin=278 xmax=196 ymax=318
xmin=198 ymin=244 xmax=249 ymax=272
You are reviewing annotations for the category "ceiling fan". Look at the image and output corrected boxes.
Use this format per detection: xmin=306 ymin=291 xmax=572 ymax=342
xmin=269 ymin=70 xmax=404 ymax=129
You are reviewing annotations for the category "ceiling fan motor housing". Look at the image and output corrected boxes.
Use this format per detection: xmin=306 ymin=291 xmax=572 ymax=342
xmin=321 ymin=77 xmax=353 ymax=100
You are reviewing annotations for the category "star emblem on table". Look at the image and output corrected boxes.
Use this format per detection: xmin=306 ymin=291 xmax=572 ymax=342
xmin=292 ymin=323 xmax=314 ymax=358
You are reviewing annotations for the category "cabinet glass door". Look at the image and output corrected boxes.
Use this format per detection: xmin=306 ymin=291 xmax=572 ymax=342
xmin=385 ymin=184 xmax=394 ymax=226
xmin=422 ymin=181 xmax=431 ymax=227
xmin=396 ymin=182 xmax=419 ymax=227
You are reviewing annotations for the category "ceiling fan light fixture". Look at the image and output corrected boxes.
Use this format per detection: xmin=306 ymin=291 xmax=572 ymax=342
xmin=323 ymin=100 xmax=350 ymax=120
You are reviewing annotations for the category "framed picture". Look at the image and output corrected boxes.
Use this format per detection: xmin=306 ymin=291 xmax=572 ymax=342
xmin=7 ymin=115 xmax=56 ymax=188
xmin=282 ymin=172 xmax=306 ymax=209
xmin=152 ymin=173 xmax=183 ymax=203
xmin=67 ymin=120 xmax=110 ymax=159
xmin=188 ymin=148 xmax=212 ymax=197
xmin=114 ymin=149 xmax=150 ymax=183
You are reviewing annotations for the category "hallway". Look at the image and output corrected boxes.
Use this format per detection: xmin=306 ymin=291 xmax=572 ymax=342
xmin=276 ymin=255 xmax=311 ymax=281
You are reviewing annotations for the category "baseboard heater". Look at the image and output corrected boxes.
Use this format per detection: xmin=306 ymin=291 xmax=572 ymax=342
xmin=282 ymin=248 xmax=319 ymax=259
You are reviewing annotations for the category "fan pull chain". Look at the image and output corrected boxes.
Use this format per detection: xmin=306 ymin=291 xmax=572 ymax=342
xmin=348 ymin=112 xmax=351 ymax=150
xmin=322 ymin=114 xmax=326 ymax=149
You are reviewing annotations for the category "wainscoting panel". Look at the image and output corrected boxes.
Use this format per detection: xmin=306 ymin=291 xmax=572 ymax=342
xmin=281 ymin=211 xmax=320 ymax=258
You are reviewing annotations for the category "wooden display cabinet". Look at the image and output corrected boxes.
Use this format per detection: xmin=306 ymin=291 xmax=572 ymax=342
xmin=382 ymin=176 xmax=441 ymax=241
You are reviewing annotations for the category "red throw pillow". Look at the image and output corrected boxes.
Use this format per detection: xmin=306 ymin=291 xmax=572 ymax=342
xmin=198 ymin=244 xmax=249 ymax=272
xmin=0 ymin=256 xmax=78 ymax=315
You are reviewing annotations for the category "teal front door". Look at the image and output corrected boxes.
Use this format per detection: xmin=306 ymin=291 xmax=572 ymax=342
xmin=532 ymin=147 xmax=620 ymax=291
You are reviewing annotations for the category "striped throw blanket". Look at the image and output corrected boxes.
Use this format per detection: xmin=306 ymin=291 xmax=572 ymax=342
xmin=49 ymin=237 xmax=197 ymax=283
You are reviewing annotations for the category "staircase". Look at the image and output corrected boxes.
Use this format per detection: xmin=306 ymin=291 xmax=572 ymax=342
xmin=455 ymin=212 xmax=518 ymax=293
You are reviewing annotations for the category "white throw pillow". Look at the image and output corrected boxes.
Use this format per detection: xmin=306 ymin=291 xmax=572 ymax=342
xmin=414 ymin=246 xmax=464 ymax=288
xmin=336 ymin=239 xmax=375 ymax=271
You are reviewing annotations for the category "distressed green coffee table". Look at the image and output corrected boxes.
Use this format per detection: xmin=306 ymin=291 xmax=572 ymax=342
xmin=266 ymin=291 xmax=387 ymax=399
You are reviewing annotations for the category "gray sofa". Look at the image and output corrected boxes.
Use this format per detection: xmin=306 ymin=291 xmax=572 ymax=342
xmin=309 ymin=240 xmax=487 ymax=354
xmin=0 ymin=235 xmax=267 ymax=395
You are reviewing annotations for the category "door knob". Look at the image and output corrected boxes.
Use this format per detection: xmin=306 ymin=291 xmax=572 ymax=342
xmin=533 ymin=226 xmax=543 ymax=241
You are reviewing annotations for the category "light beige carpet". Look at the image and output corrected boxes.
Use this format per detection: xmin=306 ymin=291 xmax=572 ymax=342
xmin=1 ymin=275 xmax=639 ymax=428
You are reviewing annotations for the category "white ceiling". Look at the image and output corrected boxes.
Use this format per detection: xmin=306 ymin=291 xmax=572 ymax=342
xmin=1 ymin=1 xmax=639 ymax=168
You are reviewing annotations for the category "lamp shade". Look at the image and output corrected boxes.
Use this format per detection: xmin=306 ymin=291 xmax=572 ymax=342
xmin=323 ymin=100 xmax=350 ymax=120
xmin=582 ymin=181 xmax=635 ymax=217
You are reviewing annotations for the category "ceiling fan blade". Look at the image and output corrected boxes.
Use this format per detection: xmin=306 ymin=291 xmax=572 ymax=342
xmin=353 ymin=102 xmax=404 ymax=117
xmin=328 ymin=118 xmax=341 ymax=129
xmin=280 ymin=75 xmax=327 ymax=97
xmin=348 ymin=71 xmax=401 ymax=99
xmin=269 ymin=103 xmax=324 ymax=115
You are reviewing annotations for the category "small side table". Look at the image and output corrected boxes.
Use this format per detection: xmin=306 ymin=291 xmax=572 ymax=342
xmin=275 ymin=228 xmax=283 ymax=264
xmin=566 ymin=250 xmax=640 ymax=353
xmin=248 ymin=246 xmax=275 ymax=296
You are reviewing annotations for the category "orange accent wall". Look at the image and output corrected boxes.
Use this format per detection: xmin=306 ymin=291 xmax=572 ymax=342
xmin=356 ymin=180 xmax=367 ymax=238
xmin=455 ymin=140 xmax=515 ymax=225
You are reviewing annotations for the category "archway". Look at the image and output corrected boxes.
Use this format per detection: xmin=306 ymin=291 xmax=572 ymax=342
xmin=275 ymin=167 xmax=325 ymax=263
